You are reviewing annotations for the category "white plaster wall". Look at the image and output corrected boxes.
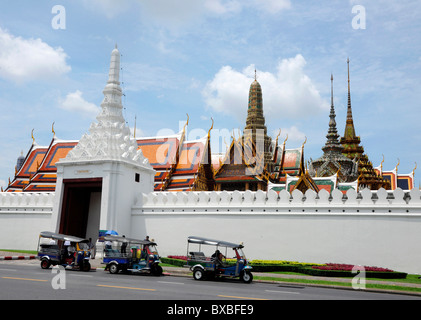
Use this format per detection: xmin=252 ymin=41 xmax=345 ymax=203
xmin=131 ymin=211 xmax=421 ymax=274
xmin=131 ymin=188 xmax=421 ymax=275
xmin=1 ymin=187 xmax=421 ymax=275
xmin=0 ymin=192 xmax=55 ymax=251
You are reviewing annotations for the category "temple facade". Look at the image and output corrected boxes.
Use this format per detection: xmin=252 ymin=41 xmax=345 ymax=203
xmin=2 ymin=51 xmax=415 ymax=194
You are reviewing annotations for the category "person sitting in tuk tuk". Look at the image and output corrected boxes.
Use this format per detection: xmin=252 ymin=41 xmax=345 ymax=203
xmin=212 ymin=250 xmax=225 ymax=268
xmin=63 ymin=241 xmax=75 ymax=263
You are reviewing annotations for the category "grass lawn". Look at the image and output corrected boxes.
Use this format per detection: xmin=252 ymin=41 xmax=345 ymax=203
xmin=0 ymin=249 xmax=37 ymax=255
xmin=254 ymin=272 xmax=421 ymax=294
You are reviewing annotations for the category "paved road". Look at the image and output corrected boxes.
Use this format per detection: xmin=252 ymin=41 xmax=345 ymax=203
xmin=0 ymin=260 xmax=419 ymax=302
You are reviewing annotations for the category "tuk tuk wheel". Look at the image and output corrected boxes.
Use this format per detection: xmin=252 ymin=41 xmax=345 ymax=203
xmin=152 ymin=265 xmax=163 ymax=276
xmin=241 ymin=270 xmax=253 ymax=283
xmin=108 ymin=263 xmax=119 ymax=274
xmin=40 ymin=259 xmax=51 ymax=269
xmin=193 ymin=268 xmax=205 ymax=281
xmin=82 ymin=262 xmax=91 ymax=272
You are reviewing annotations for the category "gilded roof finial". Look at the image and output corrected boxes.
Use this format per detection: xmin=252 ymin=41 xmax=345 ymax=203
xmin=395 ymin=158 xmax=400 ymax=172
xmin=31 ymin=129 xmax=35 ymax=145
xmin=412 ymin=162 xmax=417 ymax=176
xmin=302 ymin=136 xmax=307 ymax=149
xmin=275 ymin=129 xmax=281 ymax=145
xmin=380 ymin=154 xmax=384 ymax=170
xmin=52 ymin=122 xmax=56 ymax=137
xmin=207 ymin=117 xmax=214 ymax=138
xmin=181 ymin=113 xmax=189 ymax=134
xmin=283 ymin=133 xmax=288 ymax=146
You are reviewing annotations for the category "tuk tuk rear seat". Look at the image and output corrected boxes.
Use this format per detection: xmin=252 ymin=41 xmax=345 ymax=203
xmin=189 ymin=252 xmax=206 ymax=260
xmin=104 ymin=249 xmax=122 ymax=257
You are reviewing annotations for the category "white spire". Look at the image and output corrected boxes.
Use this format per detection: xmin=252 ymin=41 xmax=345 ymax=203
xmin=107 ymin=45 xmax=120 ymax=86
xmin=60 ymin=46 xmax=151 ymax=169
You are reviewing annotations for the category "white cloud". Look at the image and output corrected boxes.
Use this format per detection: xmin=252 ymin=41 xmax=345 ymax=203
xmin=58 ymin=90 xmax=100 ymax=118
xmin=254 ymin=0 xmax=291 ymax=13
xmin=202 ymin=54 xmax=329 ymax=122
xmin=204 ymin=0 xmax=242 ymax=15
xmin=0 ymin=28 xmax=70 ymax=84
xmin=271 ymin=126 xmax=306 ymax=144
xmin=81 ymin=0 xmax=134 ymax=19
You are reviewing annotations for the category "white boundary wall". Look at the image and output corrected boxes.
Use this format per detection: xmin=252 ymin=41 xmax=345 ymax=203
xmin=1 ymin=188 xmax=421 ymax=274
xmin=0 ymin=192 xmax=55 ymax=250
xmin=132 ymin=188 xmax=421 ymax=275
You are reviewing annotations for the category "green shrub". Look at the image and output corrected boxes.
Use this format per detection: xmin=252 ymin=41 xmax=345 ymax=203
xmin=161 ymin=257 xmax=188 ymax=267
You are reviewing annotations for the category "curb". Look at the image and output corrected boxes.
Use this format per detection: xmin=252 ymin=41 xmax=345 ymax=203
xmin=0 ymin=255 xmax=37 ymax=261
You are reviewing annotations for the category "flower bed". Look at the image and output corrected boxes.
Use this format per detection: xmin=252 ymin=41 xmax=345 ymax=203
xmin=167 ymin=255 xmax=188 ymax=261
xmin=250 ymin=260 xmax=323 ymax=267
xmin=163 ymin=256 xmax=407 ymax=279
xmin=312 ymin=263 xmax=394 ymax=272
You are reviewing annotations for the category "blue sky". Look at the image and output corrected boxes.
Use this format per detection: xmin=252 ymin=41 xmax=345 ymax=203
xmin=0 ymin=0 xmax=420 ymax=189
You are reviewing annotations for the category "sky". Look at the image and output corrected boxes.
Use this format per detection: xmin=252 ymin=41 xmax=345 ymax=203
xmin=0 ymin=0 xmax=420 ymax=189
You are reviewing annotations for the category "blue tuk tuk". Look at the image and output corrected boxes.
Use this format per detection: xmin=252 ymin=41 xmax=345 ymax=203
xmin=37 ymin=231 xmax=92 ymax=272
xmin=102 ymin=235 xmax=162 ymax=276
xmin=186 ymin=236 xmax=253 ymax=283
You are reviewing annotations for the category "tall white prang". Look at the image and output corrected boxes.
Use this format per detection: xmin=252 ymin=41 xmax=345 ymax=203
xmin=62 ymin=45 xmax=149 ymax=168
xmin=52 ymin=46 xmax=155 ymax=240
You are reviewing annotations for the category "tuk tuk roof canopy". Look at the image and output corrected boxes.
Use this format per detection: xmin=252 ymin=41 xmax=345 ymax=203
xmin=103 ymin=235 xmax=157 ymax=246
xmin=39 ymin=231 xmax=89 ymax=243
xmin=187 ymin=236 xmax=244 ymax=249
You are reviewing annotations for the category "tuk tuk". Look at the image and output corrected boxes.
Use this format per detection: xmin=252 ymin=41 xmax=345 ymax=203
xmin=102 ymin=235 xmax=162 ymax=276
xmin=186 ymin=236 xmax=253 ymax=283
xmin=37 ymin=231 xmax=92 ymax=272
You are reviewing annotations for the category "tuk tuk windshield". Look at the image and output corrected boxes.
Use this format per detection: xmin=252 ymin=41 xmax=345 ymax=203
xmin=235 ymin=248 xmax=246 ymax=260
xmin=78 ymin=242 xmax=89 ymax=250
xmin=146 ymin=244 xmax=158 ymax=255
